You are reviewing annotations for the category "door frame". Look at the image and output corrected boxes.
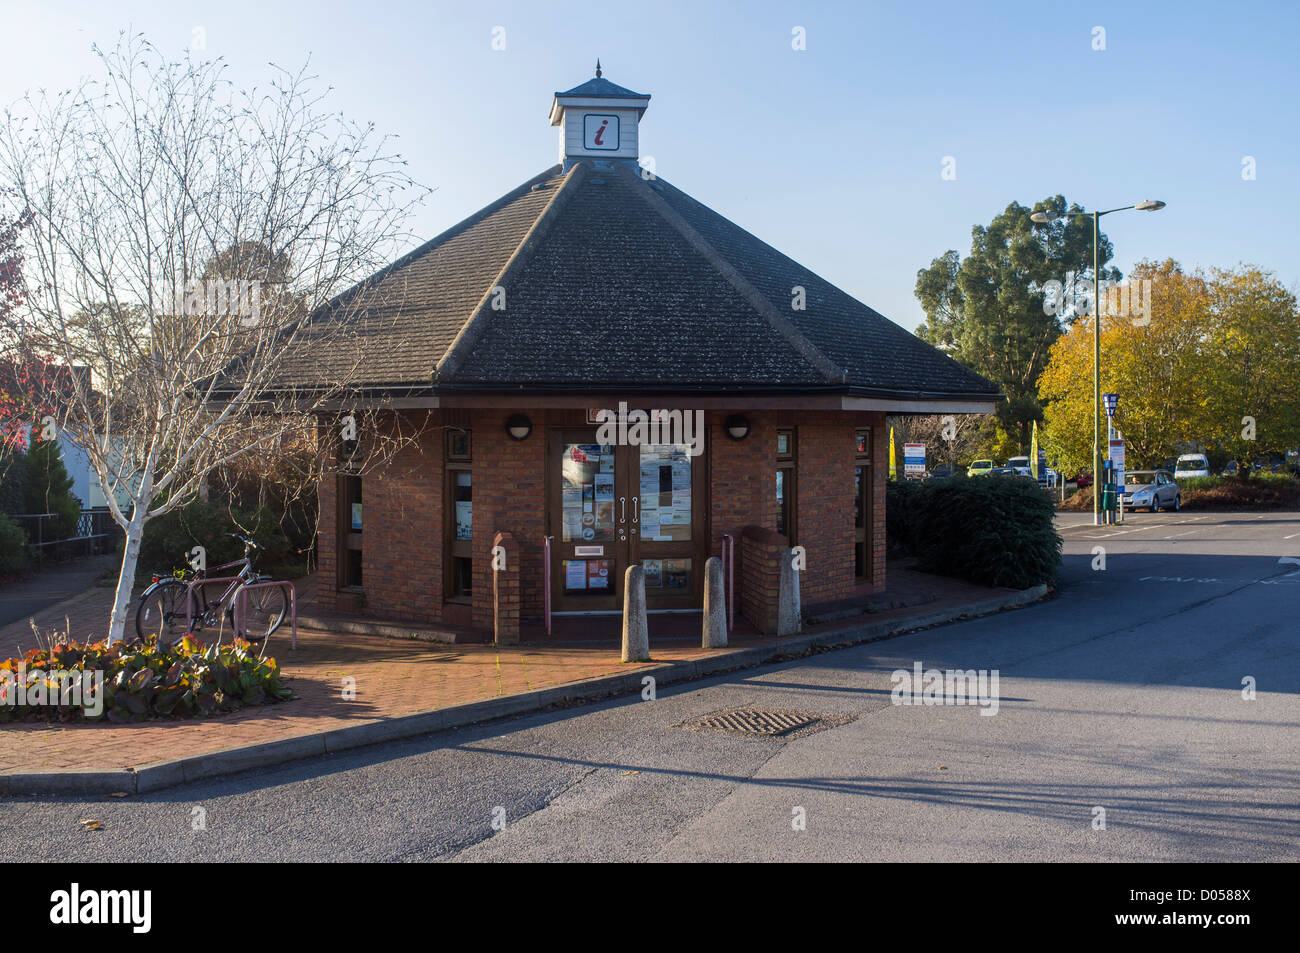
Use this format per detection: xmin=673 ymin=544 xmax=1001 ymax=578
xmin=546 ymin=428 xmax=709 ymax=614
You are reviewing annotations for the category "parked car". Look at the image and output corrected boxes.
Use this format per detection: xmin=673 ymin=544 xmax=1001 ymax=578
xmin=1174 ymin=453 xmax=1210 ymax=479
xmin=929 ymin=463 xmax=957 ymax=479
xmin=1222 ymin=460 xmax=1239 ymax=477
xmin=1121 ymin=469 xmax=1181 ymax=512
xmin=967 ymin=459 xmax=994 ymax=477
xmin=1073 ymin=469 xmax=1094 ymax=490
xmin=988 ymin=466 xmax=1017 ymax=477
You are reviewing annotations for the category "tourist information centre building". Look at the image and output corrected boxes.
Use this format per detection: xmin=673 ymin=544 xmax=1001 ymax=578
xmin=298 ymin=69 xmax=999 ymax=641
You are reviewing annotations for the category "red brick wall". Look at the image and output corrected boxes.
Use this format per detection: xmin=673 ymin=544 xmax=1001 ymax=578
xmin=469 ymin=409 xmax=547 ymax=629
xmin=314 ymin=405 xmax=888 ymax=631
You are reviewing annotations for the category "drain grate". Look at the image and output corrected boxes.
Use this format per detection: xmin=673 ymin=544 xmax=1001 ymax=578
xmin=677 ymin=707 xmax=853 ymax=739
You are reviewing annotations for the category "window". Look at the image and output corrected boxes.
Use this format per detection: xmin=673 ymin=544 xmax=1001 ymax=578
xmin=776 ymin=428 xmax=797 ymax=544
xmin=855 ymin=428 xmax=872 ymax=580
xmin=445 ymin=430 xmax=472 ymax=602
xmin=339 ymin=474 xmax=363 ymax=588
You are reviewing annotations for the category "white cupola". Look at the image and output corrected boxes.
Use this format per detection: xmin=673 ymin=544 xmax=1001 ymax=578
xmin=549 ymin=61 xmax=650 ymax=170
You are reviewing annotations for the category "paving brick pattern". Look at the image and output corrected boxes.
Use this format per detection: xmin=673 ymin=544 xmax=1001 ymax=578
xmin=0 ymin=564 xmax=1004 ymax=774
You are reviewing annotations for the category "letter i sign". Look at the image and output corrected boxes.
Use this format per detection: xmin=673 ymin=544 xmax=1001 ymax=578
xmin=584 ymin=114 xmax=618 ymax=151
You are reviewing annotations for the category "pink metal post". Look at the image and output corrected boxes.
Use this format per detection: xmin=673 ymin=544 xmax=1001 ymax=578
xmin=721 ymin=534 xmax=735 ymax=632
xmin=543 ymin=535 xmax=553 ymax=636
xmin=233 ymin=580 xmax=297 ymax=650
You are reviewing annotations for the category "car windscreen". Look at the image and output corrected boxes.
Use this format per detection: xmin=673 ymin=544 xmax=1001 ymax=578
xmin=1126 ymin=473 xmax=1155 ymax=486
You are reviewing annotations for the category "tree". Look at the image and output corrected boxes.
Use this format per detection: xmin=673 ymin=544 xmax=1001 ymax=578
xmin=915 ymin=196 xmax=1120 ymax=450
xmin=1037 ymin=260 xmax=1299 ymax=478
xmin=1200 ymin=266 xmax=1300 ymax=477
xmin=886 ymin=413 xmax=996 ymax=471
xmin=0 ymin=34 xmax=428 ymax=642
xmin=23 ymin=434 xmax=81 ymax=539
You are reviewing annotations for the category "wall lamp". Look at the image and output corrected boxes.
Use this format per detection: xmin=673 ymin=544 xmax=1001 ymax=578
xmin=506 ymin=414 xmax=533 ymax=440
xmin=724 ymin=414 xmax=751 ymax=441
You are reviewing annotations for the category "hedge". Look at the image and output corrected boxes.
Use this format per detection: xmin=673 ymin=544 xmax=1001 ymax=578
xmin=0 ymin=512 xmax=29 ymax=575
xmin=134 ymin=501 xmax=290 ymax=582
xmin=887 ymin=476 xmax=1061 ymax=589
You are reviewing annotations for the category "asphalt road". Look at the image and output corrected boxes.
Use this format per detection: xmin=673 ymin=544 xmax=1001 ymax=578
xmin=4 ymin=512 xmax=1298 ymax=862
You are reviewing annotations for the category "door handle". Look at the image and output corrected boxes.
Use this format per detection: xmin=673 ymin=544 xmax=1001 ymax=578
xmin=632 ymin=496 xmax=639 ymax=523
xmin=619 ymin=497 xmax=626 ymax=523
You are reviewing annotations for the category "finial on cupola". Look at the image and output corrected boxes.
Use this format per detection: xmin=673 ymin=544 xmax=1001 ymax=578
xmin=595 ymin=59 xmax=602 ymax=78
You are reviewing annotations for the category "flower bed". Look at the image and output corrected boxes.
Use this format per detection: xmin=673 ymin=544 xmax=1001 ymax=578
xmin=0 ymin=635 xmax=295 ymax=723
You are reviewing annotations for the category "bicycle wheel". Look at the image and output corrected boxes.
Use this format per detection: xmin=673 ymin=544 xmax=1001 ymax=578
xmin=237 ymin=584 xmax=287 ymax=641
xmin=135 ymin=579 xmax=193 ymax=644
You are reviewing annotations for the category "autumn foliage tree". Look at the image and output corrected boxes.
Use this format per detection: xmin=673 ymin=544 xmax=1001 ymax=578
xmin=1038 ymin=260 xmax=1300 ymax=478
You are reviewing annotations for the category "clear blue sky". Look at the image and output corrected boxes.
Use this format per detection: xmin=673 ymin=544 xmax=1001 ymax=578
xmin=3 ymin=0 xmax=1295 ymax=332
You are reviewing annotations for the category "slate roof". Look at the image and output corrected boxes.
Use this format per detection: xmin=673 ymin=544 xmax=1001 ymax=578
xmin=278 ymin=160 xmax=999 ymax=401
xmin=554 ymin=77 xmax=649 ymax=100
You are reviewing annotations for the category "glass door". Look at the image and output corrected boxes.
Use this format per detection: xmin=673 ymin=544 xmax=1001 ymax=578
xmin=629 ymin=442 xmax=704 ymax=610
xmin=550 ymin=431 xmax=625 ymax=612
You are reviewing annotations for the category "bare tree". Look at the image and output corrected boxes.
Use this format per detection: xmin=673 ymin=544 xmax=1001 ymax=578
xmin=887 ymin=413 xmax=995 ymax=473
xmin=0 ymin=34 xmax=428 ymax=642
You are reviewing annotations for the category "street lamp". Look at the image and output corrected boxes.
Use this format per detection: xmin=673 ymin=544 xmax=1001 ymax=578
xmin=1030 ymin=200 xmax=1166 ymax=525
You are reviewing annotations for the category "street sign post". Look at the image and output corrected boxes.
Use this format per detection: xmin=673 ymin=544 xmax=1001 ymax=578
xmin=1109 ymin=437 xmax=1125 ymax=524
xmin=903 ymin=443 xmax=926 ymax=478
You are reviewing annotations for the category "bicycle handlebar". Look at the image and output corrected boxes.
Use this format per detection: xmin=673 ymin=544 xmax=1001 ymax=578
xmin=226 ymin=532 xmax=261 ymax=550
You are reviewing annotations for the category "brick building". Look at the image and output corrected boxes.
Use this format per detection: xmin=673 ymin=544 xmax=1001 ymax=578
xmin=292 ymin=68 xmax=998 ymax=640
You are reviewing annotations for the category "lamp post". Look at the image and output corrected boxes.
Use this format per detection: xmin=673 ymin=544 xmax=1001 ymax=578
xmin=1031 ymin=200 xmax=1166 ymax=525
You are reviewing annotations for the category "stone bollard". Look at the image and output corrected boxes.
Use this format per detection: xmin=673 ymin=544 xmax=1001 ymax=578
xmin=777 ymin=547 xmax=801 ymax=636
xmin=702 ymin=556 xmax=727 ymax=648
xmin=621 ymin=564 xmax=649 ymax=662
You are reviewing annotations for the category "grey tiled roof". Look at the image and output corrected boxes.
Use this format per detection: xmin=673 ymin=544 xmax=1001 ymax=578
xmin=275 ymin=160 xmax=999 ymax=400
xmin=554 ymin=77 xmax=649 ymax=99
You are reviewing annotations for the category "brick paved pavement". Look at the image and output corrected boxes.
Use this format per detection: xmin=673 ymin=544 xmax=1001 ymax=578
xmin=0 ymin=566 xmax=1010 ymax=774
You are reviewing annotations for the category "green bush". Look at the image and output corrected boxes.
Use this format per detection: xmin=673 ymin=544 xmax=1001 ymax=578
xmin=0 ymin=512 xmax=29 ymax=575
xmin=887 ymin=476 xmax=1061 ymax=589
xmin=0 ymin=634 xmax=294 ymax=723
xmin=135 ymin=501 xmax=290 ymax=581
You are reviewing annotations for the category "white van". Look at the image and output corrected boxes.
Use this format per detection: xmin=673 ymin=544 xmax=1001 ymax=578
xmin=1174 ymin=453 xmax=1210 ymax=479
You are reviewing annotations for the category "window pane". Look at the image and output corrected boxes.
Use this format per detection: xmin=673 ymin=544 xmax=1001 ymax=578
xmin=855 ymin=466 xmax=864 ymax=527
xmin=856 ymin=431 xmax=869 ymax=456
xmin=777 ymin=432 xmax=790 ymax=455
xmin=562 ymin=444 xmax=615 ymax=542
xmin=639 ymin=444 xmax=691 ymax=542
xmin=563 ymin=558 xmax=614 ymax=593
xmin=455 ymin=472 xmax=472 ymax=540
xmin=776 ymin=470 xmax=786 ymax=536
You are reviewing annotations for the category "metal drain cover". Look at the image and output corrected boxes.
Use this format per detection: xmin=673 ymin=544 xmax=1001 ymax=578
xmin=677 ymin=707 xmax=853 ymax=739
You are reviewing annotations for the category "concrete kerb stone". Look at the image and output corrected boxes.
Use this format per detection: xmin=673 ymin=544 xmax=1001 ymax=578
xmin=1 ymin=583 xmax=1049 ymax=797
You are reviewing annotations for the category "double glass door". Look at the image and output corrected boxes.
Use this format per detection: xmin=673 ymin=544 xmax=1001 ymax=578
xmin=549 ymin=429 xmax=704 ymax=612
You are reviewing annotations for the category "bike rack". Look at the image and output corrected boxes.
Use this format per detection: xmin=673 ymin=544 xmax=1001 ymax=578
xmin=184 ymin=576 xmax=244 ymax=634
xmin=233 ymin=580 xmax=298 ymax=650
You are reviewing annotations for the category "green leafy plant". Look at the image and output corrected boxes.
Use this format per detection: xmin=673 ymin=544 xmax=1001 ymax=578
xmin=0 ymin=634 xmax=295 ymax=723
xmin=0 ymin=511 xmax=29 ymax=575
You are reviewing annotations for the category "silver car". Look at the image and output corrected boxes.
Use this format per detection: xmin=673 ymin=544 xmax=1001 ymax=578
xmin=1121 ymin=469 xmax=1181 ymax=512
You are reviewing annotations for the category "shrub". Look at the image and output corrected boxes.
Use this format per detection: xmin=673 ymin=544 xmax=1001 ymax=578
xmin=23 ymin=438 xmax=80 ymax=538
xmin=0 ymin=512 xmax=29 ymax=574
xmin=134 ymin=501 xmax=290 ymax=581
xmin=887 ymin=476 xmax=1061 ymax=589
xmin=0 ymin=633 xmax=294 ymax=723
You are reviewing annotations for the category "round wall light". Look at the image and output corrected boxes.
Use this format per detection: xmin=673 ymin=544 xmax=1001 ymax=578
xmin=724 ymin=414 xmax=750 ymax=441
xmin=505 ymin=414 xmax=533 ymax=441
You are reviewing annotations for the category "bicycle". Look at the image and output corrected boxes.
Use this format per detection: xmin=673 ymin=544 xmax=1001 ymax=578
xmin=135 ymin=533 xmax=288 ymax=645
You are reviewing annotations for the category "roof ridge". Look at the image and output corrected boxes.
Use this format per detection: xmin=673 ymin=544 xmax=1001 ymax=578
xmin=619 ymin=164 xmax=843 ymax=385
xmin=435 ymin=162 xmax=589 ymax=382
xmin=317 ymin=165 xmax=563 ymax=325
